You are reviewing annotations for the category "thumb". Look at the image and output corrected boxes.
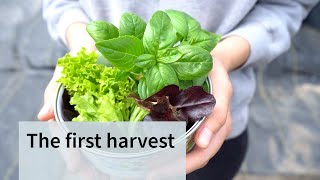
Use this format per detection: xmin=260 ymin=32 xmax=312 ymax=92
xmin=38 ymin=99 xmax=55 ymax=121
xmin=38 ymin=67 xmax=62 ymax=121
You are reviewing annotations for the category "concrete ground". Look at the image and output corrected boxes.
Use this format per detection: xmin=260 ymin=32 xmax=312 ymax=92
xmin=0 ymin=0 xmax=319 ymax=179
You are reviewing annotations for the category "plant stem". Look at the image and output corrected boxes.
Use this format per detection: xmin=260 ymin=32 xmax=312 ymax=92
xmin=129 ymin=105 xmax=149 ymax=122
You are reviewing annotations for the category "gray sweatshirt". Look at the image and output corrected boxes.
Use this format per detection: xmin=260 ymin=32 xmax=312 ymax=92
xmin=43 ymin=0 xmax=318 ymax=139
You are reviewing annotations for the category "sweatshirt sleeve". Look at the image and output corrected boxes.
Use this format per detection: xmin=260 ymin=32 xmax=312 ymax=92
xmin=42 ymin=0 xmax=90 ymax=46
xmin=225 ymin=0 xmax=319 ymax=69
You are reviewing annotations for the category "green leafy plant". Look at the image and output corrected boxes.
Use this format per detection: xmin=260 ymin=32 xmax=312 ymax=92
xmin=119 ymin=12 xmax=147 ymax=39
xmin=57 ymin=48 xmax=148 ymax=122
xmin=58 ymin=10 xmax=220 ymax=123
xmin=86 ymin=21 xmax=119 ymax=41
xmin=87 ymin=10 xmax=221 ymax=99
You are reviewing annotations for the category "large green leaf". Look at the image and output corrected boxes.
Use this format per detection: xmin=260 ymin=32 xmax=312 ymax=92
xmin=192 ymin=75 xmax=207 ymax=86
xmin=119 ymin=13 xmax=147 ymax=39
xmin=185 ymin=14 xmax=201 ymax=40
xmin=179 ymin=80 xmax=193 ymax=90
xmin=138 ymin=78 xmax=148 ymax=99
xmin=70 ymin=93 xmax=98 ymax=116
xmin=96 ymin=36 xmax=144 ymax=71
xmin=135 ymin=54 xmax=156 ymax=68
xmin=145 ymin=63 xmax=179 ymax=97
xmin=143 ymin=11 xmax=176 ymax=55
xmin=189 ymin=30 xmax=221 ymax=51
xmin=165 ymin=10 xmax=189 ymax=39
xmin=157 ymin=48 xmax=183 ymax=63
xmin=172 ymin=45 xmax=212 ymax=80
xmin=86 ymin=21 xmax=119 ymax=42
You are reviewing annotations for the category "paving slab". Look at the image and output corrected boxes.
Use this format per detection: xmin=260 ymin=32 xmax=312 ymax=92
xmin=278 ymin=26 xmax=320 ymax=75
xmin=241 ymin=64 xmax=320 ymax=175
xmin=0 ymin=71 xmax=52 ymax=179
xmin=305 ymin=3 xmax=320 ymax=29
xmin=17 ymin=11 xmax=67 ymax=69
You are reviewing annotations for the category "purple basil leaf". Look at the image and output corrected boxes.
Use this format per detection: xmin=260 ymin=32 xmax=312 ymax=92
xmin=170 ymin=86 xmax=216 ymax=122
xmin=146 ymin=85 xmax=180 ymax=101
xmin=137 ymin=96 xmax=177 ymax=121
xmin=170 ymin=86 xmax=213 ymax=107
xmin=133 ymin=85 xmax=215 ymax=124
xmin=180 ymin=105 xmax=212 ymax=123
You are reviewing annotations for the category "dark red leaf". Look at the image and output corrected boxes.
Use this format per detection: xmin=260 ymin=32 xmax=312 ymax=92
xmin=145 ymin=85 xmax=180 ymax=102
xmin=170 ymin=86 xmax=216 ymax=123
xmin=133 ymin=85 xmax=216 ymax=124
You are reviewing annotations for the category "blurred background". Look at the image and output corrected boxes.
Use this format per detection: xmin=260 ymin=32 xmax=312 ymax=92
xmin=0 ymin=0 xmax=319 ymax=179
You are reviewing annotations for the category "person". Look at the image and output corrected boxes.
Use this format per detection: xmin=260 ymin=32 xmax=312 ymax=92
xmin=39 ymin=0 xmax=319 ymax=179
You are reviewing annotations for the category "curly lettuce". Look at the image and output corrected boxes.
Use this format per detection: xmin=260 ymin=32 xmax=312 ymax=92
xmin=57 ymin=48 xmax=145 ymax=122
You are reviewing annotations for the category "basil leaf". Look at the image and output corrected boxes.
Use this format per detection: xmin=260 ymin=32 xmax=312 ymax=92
xmin=115 ymin=70 xmax=130 ymax=81
xmin=143 ymin=11 xmax=176 ymax=55
xmin=172 ymin=45 xmax=212 ymax=80
xmin=138 ymin=78 xmax=148 ymax=99
xmin=86 ymin=21 xmax=119 ymax=42
xmin=135 ymin=54 xmax=156 ymax=68
xmin=119 ymin=13 xmax=147 ymax=39
xmin=165 ymin=10 xmax=188 ymax=39
xmin=176 ymin=33 xmax=184 ymax=42
xmin=192 ymin=76 xmax=207 ymax=86
xmin=185 ymin=14 xmax=201 ymax=40
xmin=96 ymin=55 xmax=113 ymax=67
xmin=189 ymin=30 xmax=221 ymax=51
xmin=157 ymin=48 xmax=183 ymax=63
xmin=164 ymin=10 xmax=201 ymax=40
xmin=202 ymin=81 xmax=210 ymax=93
xmin=179 ymin=80 xmax=193 ymax=89
xmin=145 ymin=63 xmax=179 ymax=97
xmin=96 ymin=36 xmax=144 ymax=71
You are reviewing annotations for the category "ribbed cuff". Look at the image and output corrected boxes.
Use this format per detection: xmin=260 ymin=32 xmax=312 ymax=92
xmin=223 ymin=21 xmax=272 ymax=70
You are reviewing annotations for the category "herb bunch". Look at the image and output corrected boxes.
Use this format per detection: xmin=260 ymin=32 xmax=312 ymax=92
xmin=58 ymin=10 xmax=219 ymax=124
xmin=87 ymin=10 xmax=220 ymax=99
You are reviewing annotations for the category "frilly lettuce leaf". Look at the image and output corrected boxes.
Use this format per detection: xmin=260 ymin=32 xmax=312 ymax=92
xmin=57 ymin=48 xmax=139 ymax=122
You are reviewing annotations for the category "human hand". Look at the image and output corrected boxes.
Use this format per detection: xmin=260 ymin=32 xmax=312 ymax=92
xmin=37 ymin=67 xmax=62 ymax=121
xmin=186 ymin=35 xmax=250 ymax=174
xmin=186 ymin=58 xmax=233 ymax=174
xmin=38 ymin=22 xmax=95 ymax=121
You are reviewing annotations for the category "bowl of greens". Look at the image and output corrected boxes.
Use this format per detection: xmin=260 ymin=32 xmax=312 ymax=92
xmin=54 ymin=10 xmax=220 ymax=152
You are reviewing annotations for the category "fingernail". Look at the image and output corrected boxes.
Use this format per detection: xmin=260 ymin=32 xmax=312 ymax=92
xmin=198 ymin=127 xmax=213 ymax=148
xmin=38 ymin=103 xmax=50 ymax=117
